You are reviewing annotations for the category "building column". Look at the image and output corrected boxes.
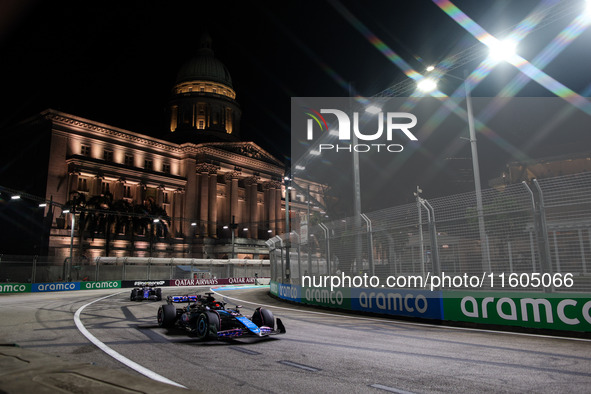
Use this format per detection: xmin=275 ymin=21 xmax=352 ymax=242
xmin=199 ymin=172 xmax=208 ymax=236
xmin=157 ymin=185 xmax=165 ymax=206
xmin=173 ymin=188 xmax=184 ymax=237
xmin=264 ymin=181 xmax=280 ymax=235
xmin=196 ymin=163 xmax=219 ymax=237
xmin=68 ymin=167 xmax=80 ymax=196
xmin=136 ymin=182 xmax=146 ymax=204
xmin=113 ymin=178 xmax=124 ymax=201
xmin=275 ymin=185 xmax=282 ymax=234
xmin=94 ymin=174 xmax=104 ymax=196
xmin=181 ymin=157 xmax=196 ymax=237
xmin=245 ymin=176 xmax=260 ymax=239
xmin=208 ymin=172 xmax=218 ymax=237
xmin=226 ymin=170 xmax=241 ymax=237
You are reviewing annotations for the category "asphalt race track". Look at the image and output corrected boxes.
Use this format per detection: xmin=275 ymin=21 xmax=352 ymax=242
xmin=1 ymin=286 xmax=590 ymax=393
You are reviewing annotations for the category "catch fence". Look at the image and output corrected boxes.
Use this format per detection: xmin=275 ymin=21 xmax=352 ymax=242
xmin=0 ymin=256 xmax=269 ymax=283
xmin=268 ymin=172 xmax=591 ymax=293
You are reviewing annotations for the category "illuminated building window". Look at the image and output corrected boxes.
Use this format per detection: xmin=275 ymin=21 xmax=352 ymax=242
xmin=103 ymin=149 xmax=113 ymax=162
xmin=162 ymin=163 xmax=170 ymax=174
xmin=198 ymin=120 xmax=204 ymax=129
xmin=77 ymin=178 xmax=88 ymax=192
xmin=225 ymin=107 xmax=233 ymax=133
xmin=101 ymin=182 xmax=110 ymax=195
xmin=170 ymin=106 xmax=178 ymax=132
xmin=81 ymin=145 xmax=91 ymax=157
xmin=123 ymin=185 xmax=132 ymax=198
xmin=124 ymin=154 xmax=134 ymax=167
xmin=144 ymin=159 xmax=153 ymax=171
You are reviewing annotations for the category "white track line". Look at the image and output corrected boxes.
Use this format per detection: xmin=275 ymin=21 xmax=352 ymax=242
xmin=74 ymin=291 xmax=186 ymax=389
xmin=212 ymin=288 xmax=591 ymax=343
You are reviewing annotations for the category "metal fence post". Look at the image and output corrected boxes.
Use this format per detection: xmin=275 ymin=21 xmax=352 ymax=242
xmin=532 ymin=180 xmax=552 ymax=271
xmin=361 ymin=214 xmax=374 ymax=276
xmin=319 ymin=223 xmax=330 ymax=275
xmin=424 ymin=199 xmax=440 ymax=276
xmin=418 ymin=198 xmax=440 ymax=277
xmin=522 ymin=181 xmax=537 ymax=271
xmin=533 ymin=179 xmax=553 ymax=293
xmin=578 ymin=229 xmax=587 ymax=274
xmin=291 ymin=232 xmax=301 ymax=281
xmin=32 ymin=255 xmax=37 ymax=283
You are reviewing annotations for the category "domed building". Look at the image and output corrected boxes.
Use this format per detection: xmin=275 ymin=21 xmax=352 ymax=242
xmin=2 ymin=34 xmax=326 ymax=261
xmin=169 ymin=33 xmax=241 ymax=142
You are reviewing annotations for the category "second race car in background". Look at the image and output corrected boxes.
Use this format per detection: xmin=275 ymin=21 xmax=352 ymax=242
xmin=130 ymin=286 xmax=162 ymax=301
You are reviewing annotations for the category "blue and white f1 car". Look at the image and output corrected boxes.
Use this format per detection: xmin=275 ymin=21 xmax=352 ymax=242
xmin=130 ymin=286 xmax=162 ymax=301
xmin=157 ymin=292 xmax=285 ymax=339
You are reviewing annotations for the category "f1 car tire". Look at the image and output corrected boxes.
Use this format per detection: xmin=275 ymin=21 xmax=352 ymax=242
xmin=195 ymin=311 xmax=220 ymax=339
xmin=130 ymin=289 xmax=137 ymax=301
xmin=158 ymin=304 xmax=177 ymax=328
xmin=252 ymin=307 xmax=275 ymax=330
xmin=156 ymin=288 xmax=162 ymax=301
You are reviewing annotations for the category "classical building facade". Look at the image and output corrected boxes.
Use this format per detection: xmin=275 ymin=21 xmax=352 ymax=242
xmin=5 ymin=34 xmax=326 ymax=260
xmin=40 ymin=109 xmax=290 ymax=259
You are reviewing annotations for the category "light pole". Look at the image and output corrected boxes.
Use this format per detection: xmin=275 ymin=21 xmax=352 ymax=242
xmin=417 ymin=70 xmax=490 ymax=270
xmin=350 ymin=83 xmax=363 ymax=271
xmin=462 ymin=72 xmax=490 ymax=271
xmin=307 ymin=184 xmax=312 ymax=276
xmin=224 ymin=216 xmax=238 ymax=259
xmin=418 ymin=41 xmax=518 ymax=270
xmin=284 ymin=175 xmax=291 ymax=280
xmin=62 ymin=207 xmax=75 ymax=281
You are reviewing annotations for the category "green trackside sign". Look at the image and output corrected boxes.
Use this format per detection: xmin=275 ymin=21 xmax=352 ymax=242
xmin=0 ymin=283 xmax=31 ymax=293
xmin=270 ymin=281 xmax=279 ymax=296
xmin=80 ymin=281 xmax=121 ymax=290
xmin=443 ymin=291 xmax=591 ymax=332
xmin=301 ymin=286 xmax=351 ymax=309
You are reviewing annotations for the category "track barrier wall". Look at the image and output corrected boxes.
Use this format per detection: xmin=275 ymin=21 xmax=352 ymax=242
xmin=0 ymin=277 xmax=268 ymax=295
xmin=271 ymin=280 xmax=591 ymax=333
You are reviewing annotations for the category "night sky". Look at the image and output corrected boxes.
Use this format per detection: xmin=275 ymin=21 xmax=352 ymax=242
xmin=1 ymin=0 xmax=590 ymax=208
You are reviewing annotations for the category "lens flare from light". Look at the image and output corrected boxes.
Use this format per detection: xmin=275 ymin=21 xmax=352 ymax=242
xmin=365 ymin=105 xmax=381 ymax=114
xmin=487 ymin=38 xmax=517 ymax=62
xmin=417 ymin=78 xmax=438 ymax=92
